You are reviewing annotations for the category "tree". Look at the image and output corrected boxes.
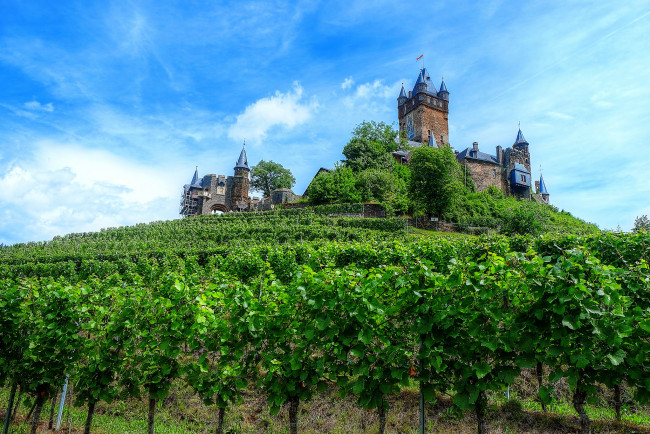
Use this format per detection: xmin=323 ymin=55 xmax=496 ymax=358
xmin=342 ymin=121 xmax=403 ymax=172
xmin=250 ymin=160 xmax=296 ymax=198
xmin=633 ymin=215 xmax=650 ymax=232
xmin=306 ymin=165 xmax=362 ymax=204
xmin=409 ymin=146 xmax=466 ymax=217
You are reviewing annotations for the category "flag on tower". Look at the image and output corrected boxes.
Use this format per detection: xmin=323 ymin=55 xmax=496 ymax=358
xmin=416 ymin=54 xmax=423 ymax=61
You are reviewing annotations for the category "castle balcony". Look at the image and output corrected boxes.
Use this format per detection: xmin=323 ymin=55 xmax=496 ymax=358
xmin=509 ymin=163 xmax=531 ymax=189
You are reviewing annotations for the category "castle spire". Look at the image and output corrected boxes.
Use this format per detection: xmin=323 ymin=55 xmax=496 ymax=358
xmin=413 ymin=69 xmax=427 ymax=95
xmin=398 ymin=83 xmax=407 ymax=106
xmin=439 ymin=77 xmax=448 ymax=93
xmin=514 ymin=127 xmax=528 ymax=146
xmin=438 ymin=77 xmax=449 ymax=101
xmin=398 ymin=83 xmax=407 ymax=99
xmin=190 ymin=166 xmax=199 ymax=185
xmin=539 ymin=173 xmax=548 ymax=194
xmin=234 ymin=143 xmax=249 ymax=170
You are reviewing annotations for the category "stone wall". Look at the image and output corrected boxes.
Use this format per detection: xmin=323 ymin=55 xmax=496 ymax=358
xmin=362 ymin=203 xmax=386 ymax=218
xmin=408 ymin=217 xmax=458 ymax=232
xmin=463 ymin=160 xmax=507 ymax=192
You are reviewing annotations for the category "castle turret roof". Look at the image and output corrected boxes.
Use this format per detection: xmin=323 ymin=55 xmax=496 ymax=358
xmin=235 ymin=146 xmax=249 ymax=170
xmin=398 ymin=84 xmax=407 ymax=99
xmin=414 ymin=70 xmax=425 ymax=87
xmin=514 ymin=128 xmax=528 ymax=146
xmin=439 ymin=79 xmax=448 ymax=93
xmin=189 ymin=166 xmax=202 ymax=188
xmin=539 ymin=173 xmax=549 ymax=194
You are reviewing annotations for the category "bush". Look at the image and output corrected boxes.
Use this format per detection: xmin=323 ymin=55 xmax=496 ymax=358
xmin=500 ymin=201 xmax=550 ymax=236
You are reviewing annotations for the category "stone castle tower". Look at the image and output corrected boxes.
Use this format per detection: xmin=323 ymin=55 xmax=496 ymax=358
xmin=397 ymin=68 xmax=449 ymax=146
xmin=398 ymin=68 xmax=549 ymax=203
xmin=179 ymin=145 xmax=251 ymax=217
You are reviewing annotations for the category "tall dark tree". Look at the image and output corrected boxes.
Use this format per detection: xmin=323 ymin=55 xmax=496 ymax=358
xmin=250 ymin=160 xmax=296 ymax=198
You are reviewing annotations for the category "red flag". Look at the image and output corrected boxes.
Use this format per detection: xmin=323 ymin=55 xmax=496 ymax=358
xmin=416 ymin=54 xmax=423 ymax=61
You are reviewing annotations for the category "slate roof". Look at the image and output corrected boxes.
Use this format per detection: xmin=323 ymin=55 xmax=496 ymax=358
xmin=514 ymin=129 xmax=528 ymax=145
xmin=398 ymin=84 xmax=407 ymax=99
xmin=512 ymin=163 xmax=530 ymax=174
xmin=414 ymin=70 xmax=425 ymax=87
xmin=189 ymin=166 xmax=202 ymax=189
xmin=456 ymin=147 xmax=498 ymax=164
xmin=439 ymin=79 xmax=448 ymax=93
xmin=235 ymin=147 xmax=249 ymax=170
xmin=539 ymin=173 xmax=549 ymax=194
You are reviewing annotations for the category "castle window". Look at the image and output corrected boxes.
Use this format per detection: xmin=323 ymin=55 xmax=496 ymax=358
xmin=521 ymin=175 xmax=526 ymax=182
xmin=493 ymin=169 xmax=496 ymax=178
xmin=427 ymin=97 xmax=430 ymax=103
xmin=418 ymin=95 xmax=422 ymax=101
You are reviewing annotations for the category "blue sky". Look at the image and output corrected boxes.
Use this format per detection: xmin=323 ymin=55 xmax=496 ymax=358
xmin=1 ymin=0 xmax=649 ymax=244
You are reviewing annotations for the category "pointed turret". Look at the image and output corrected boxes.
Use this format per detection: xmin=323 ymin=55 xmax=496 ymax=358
xmin=189 ymin=166 xmax=202 ymax=188
xmin=539 ymin=173 xmax=549 ymax=203
xmin=514 ymin=128 xmax=528 ymax=146
xmin=234 ymin=145 xmax=249 ymax=171
xmin=539 ymin=173 xmax=548 ymax=194
xmin=397 ymin=83 xmax=407 ymax=106
xmin=413 ymin=69 xmax=427 ymax=94
xmin=438 ymin=78 xmax=449 ymax=101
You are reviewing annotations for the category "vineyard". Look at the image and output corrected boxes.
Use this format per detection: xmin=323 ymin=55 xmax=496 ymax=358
xmin=1 ymin=209 xmax=649 ymax=434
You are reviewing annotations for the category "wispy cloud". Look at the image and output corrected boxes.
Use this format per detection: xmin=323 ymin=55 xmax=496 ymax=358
xmin=227 ymin=83 xmax=318 ymax=145
xmin=24 ymin=101 xmax=54 ymax=112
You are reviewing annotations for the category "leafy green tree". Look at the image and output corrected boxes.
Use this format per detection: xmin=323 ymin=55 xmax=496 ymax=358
xmin=342 ymin=121 xmax=402 ymax=172
xmin=633 ymin=214 xmax=650 ymax=232
xmin=306 ymin=165 xmax=362 ymax=204
xmin=409 ymin=146 xmax=467 ymax=217
xmin=357 ymin=168 xmax=409 ymax=215
xmin=250 ymin=160 xmax=296 ymax=198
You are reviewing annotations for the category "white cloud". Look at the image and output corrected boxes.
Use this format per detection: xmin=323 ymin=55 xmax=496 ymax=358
xmin=227 ymin=82 xmax=318 ymax=145
xmin=24 ymin=101 xmax=54 ymax=112
xmin=0 ymin=142 xmax=185 ymax=243
xmin=342 ymin=79 xmax=402 ymax=108
xmin=341 ymin=77 xmax=354 ymax=89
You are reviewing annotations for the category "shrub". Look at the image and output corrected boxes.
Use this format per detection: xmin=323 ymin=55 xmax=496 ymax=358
xmin=500 ymin=201 xmax=549 ymax=236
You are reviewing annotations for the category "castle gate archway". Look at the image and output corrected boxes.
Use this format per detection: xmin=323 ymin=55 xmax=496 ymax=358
xmin=210 ymin=204 xmax=229 ymax=214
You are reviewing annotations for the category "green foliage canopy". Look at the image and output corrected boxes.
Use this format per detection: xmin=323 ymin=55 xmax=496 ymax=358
xmin=409 ymin=146 xmax=468 ymax=217
xmin=250 ymin=160 xmax=296 ymax=198
xmin=342 ymin=121 xmax=403 ymax=172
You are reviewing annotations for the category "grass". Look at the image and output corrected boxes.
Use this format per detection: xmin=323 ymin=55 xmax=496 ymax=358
xmin=3 ymin=378 xmax=650 ymax=433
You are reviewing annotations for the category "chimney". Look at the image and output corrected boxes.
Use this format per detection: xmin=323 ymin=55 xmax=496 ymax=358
xmin=472 ymin=142 xmax=479 ymax=152
xmin=535 ymin=180 xmax=540 ymax=194
xmin=496 ymin=145 xmax=503 ymax=164
xmin=408 ymin=91 xmax=412 ymax=98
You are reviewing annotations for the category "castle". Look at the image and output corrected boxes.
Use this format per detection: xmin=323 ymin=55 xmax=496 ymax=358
xmin=180 ymin=67 xmax=550 ymax=218
xmin=397 ymin=67 xmax=549 ymax=203
xmin=179 ymin=146 xmax=251 ymax=217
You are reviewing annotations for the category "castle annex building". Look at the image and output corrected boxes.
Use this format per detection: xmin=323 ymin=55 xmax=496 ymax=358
xmin=180 ymin=146 xmax=251 ymax=217
xmin=397 ymin=68 xmax=549 ymax=203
